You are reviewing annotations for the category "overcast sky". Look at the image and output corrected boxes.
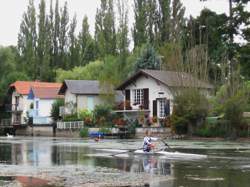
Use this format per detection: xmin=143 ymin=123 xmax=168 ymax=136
xmin=0 ymin=0 xmax=249 ymax=46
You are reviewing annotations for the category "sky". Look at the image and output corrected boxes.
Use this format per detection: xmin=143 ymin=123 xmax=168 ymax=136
xmin=0 ymin=0 xmax=249 ymax=46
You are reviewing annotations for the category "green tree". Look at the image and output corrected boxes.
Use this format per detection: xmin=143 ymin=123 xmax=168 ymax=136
xmin=133 ymin=0 xmax=148 ymax=47
xmin=59 ymin=1 xmax=69 ymax=69
xmin=53 ymin=0 xmax=60 ymax=68
xmin=158 ymin=0 xmax=171 ymax=44
xmin=134 ymin=43 xmax=161 ymax=71
xmin=146 ymin=0 xmax=159 ymax=45
xmin=79 ymin=16 xmax=96 ymax=66
xmin=95 ymin=0 xmax=116 ymax=57
xmin=68 ymin=15 xmax=80 ymax=69
xmin=51 ymin=99 xmax=64 ymax=121
xmin=170 ymin=0 xmax=186 ymax=43
xmin=17 ymin=0 xmax=37 ymax=79
xmin=37 ymin=0 xmax=52 ymax=81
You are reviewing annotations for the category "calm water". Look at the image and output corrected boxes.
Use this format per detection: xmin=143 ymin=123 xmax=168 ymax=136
xmin=1 ymin=137 xmax=250 ymax=187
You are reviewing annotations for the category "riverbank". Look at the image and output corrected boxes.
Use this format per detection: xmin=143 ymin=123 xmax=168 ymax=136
xmin=0 ymin=165 xmax=172 ymax=187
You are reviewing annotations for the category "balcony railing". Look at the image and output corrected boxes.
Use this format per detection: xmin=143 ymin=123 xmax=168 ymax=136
xmin=115 ymin=100 xmax=150 ymax=111
xmin=0 ymin=119 xmax=11 ymax=127
xmin=5 ymin=104 xmax=23 ymax=112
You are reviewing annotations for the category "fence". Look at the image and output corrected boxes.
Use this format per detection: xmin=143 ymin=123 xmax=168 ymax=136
xmin=57 ymin=121 xmax=84 ymax=129
xmin=0 ymin=119 xmax=11 ymax=127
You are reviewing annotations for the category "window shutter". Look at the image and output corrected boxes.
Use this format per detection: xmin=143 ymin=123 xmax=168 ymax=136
xmin=165 ymin=99 xmax=170 ymax=116
xmin=143 ymin=88 xmax=149 ymax=109
xmin=125 ymin=90 xmax=130 ymax=110
xmin=153 ymin=100 xmax=157 ymax=117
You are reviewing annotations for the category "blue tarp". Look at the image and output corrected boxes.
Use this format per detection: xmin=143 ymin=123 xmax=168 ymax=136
xmin=89 ymin=132 xmax=104 ymax=138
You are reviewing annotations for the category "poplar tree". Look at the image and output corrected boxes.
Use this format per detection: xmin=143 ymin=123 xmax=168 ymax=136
xmin=37 ymin=0 xmax=48 ymax=79
xmin=53 ymin=0 xmax=60 ymax=68
xmin=146 ymin=0 xmax=159 ymax=45
xmin=59 ymin=2 xmax=69 ymax=68
xmin=158 ymin=0 xmax=171 ymax=44
xmin=117 ymin=0 xmax=129 ymax=56
xmin=68 ymin=15 xmax=79 ymax=69
xmin=17 ymin=0 xmax=37 ymax=79
xmin=95 ymin=0 xmax=116 ymax=57
xmin=170 ymin=0 xmax=186 ymax=43
xmin=79 ymin=16 xmax=96 ymax=66
xmin=133 ymin=0 xmax=147 ymax=47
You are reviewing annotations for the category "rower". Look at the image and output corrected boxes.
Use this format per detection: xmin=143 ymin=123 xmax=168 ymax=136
xmin=143 ymin=130 xmax=158 ymax=152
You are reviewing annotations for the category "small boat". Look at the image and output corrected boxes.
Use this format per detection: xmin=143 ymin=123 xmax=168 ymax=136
xmin=96 ymin=148 xmax=207 ymax=159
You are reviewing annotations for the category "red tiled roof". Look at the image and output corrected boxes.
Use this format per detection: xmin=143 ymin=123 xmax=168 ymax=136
xmin=9 ymin=81 xmax=62 ymax=95
xmin=31 ymin=86 xmax=64 ymax=99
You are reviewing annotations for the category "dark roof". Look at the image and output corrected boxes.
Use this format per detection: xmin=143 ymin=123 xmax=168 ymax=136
xmin=58 ymin=80 xmax=100 ymax=95
xmin=116 ymin=69 xmax=213 ymax=90
xmin=28 ymin=86 xmax=64 ymax=99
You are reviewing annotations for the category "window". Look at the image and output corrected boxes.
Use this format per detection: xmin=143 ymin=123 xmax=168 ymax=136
xmin=133 ymin=89 xmax=144 ymax=105
xmin=158 ymin=99 xmax=166 ymax=118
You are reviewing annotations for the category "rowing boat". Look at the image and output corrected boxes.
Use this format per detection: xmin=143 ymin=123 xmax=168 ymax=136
xmin=96 ymin=148 xmax=207 ymax=159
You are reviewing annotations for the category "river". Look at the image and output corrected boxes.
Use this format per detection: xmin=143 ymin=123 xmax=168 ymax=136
xmin=0 ymin=137 xmax=250 ymax=187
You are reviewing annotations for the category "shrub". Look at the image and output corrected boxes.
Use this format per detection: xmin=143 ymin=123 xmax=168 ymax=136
xmin=63 ymin=113 xmax=81 ymax=122
xmin=99 ymin=127 xmax=112 ymax=135
xmin=79 ymin=128 xmax=89 ymax=138
xmin=78 ymin=109 xmax=93 ymax=126
xmin=171 ymin=89 xmax=209 ymax=135
xmin=93 ymin=104 xmax=112 ymax=126
xmin=51 ymin=99 xmax=64 ymax=121
xmin=194 ymin=120 xmax=228 ymax=137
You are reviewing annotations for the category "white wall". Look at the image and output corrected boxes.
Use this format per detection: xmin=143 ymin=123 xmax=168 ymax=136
xmin=77 ymin=95 xmax=104 ymax=111
xmin=126 ymin=75 xmax=174 ymax=118
xmin=64 ymin=89 xmax=105 ymax=114
xmin=34 ymin=98 xmax=55 ymax=117
xmin=64 ymin=90 xmax=77 ymax=114
xmin=11 ymin=91 xmax=31 ymax=124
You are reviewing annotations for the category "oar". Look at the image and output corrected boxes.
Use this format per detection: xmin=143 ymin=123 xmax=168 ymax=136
xmin=110 ymin=148 xmax=142 ymax=157
xmin=160 ymin=139 xmax=173 ymax=152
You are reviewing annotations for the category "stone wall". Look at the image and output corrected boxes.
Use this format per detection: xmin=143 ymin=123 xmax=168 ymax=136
xmin=15 ymin=125 xmax=171 ymax=138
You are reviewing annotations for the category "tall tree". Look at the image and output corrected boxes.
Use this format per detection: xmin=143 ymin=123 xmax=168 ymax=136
xmin=146 ymin=0 xmax=159 ymax=45
xmin=117 ymin=0 xmax=129 ymax=56
xmin=79 ymin=15 xmax=96 ymax=66
xmin=17 ymin=0 xmax=37 ymax=79
xmin=59 ymin=1 xmax=69 ymax=68
xmin=133 ymin=0 xmax=148 ymax=47
xmin=68 ymin=15 xmax=79 ymax=69
xmin=170 ymin=0 xmax=186 ymax=43
xmin=53 ymin=0 xmax=60 ymax=68
xmin=95 ymin=0 xmax=116 ymax=57
xmin=158 ymin=0 xmax=171 ymax=44
xmin=37 ymin=0 xmax=49 ymax=80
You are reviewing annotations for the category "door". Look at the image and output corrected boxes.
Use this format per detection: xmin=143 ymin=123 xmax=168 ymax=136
xmin=87 ymin=96 xmax=94 ymax=111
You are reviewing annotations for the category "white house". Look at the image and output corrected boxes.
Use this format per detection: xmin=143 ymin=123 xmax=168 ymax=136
xmin=27 ymin=85 xmax=63 ymax=124
xmin=116 ymin=69 xmax=213 ymax=126
xmin=8 ymin=81 xmax=62 ymax=126
xmin=58 ymin=80 xmax=106 ymax=114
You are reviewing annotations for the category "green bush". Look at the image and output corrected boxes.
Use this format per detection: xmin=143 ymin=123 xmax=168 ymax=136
xmin=78 ymin=109 xmax=93 ymax=126
xmin=63 ymin=113 xmax=81 ymax=122
xmin=51 ymin=99 xmax=64 ymax=121
xmin=99 ymin=127 xmax=112 ymax=134
xmin=93 ymin=104 xmax=113 ymax=126
xmin=171 ymin=89 xmax=208 ymax=135
xmin=194 ymin=120 xmax=228 ymax=137
xmin=79 ymin=128 xmax=89 ymax=138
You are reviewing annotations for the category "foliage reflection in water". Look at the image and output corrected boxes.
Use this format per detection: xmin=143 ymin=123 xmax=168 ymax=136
xmin=0 ymin=137 xmax=250 ymax=187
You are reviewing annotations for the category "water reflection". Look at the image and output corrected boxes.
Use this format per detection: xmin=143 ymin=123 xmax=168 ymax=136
xmin=1 ymin=138 xmax=250 ymax=187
